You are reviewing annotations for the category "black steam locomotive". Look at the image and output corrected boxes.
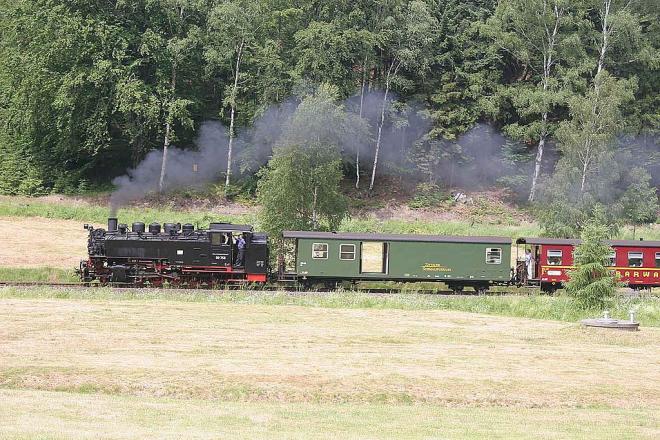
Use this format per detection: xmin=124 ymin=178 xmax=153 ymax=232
xmin=79 ymin=217 xmax=268 ymax=286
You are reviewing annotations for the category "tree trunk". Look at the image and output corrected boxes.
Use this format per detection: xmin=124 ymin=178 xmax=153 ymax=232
xmin=356 ymin=55 xmax=368 ymax=189
xmin=369 ymin=62 xmax=395 ymax=192
xmin=528 ymin=2 xmax=562 ymax=202
xmin=159 ymin=65 xmax=177 ymax=193
xmin=580 ymin=157 xmax=589 ymax=193
xmin=225 ymin=41 xmax=244 ymax=194
xmin=312 ymin=186 xmax=318 ymax=230
xmin=528 ymin=126 xmax=546 ymax=202
xmin=158 ymin=121 xmax=171 ymax=192
xmin=596 ymin=0 xmax=612 ymax=77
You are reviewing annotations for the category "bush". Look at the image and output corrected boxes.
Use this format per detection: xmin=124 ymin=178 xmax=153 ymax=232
xmin=408 ymin=183 xmax=450 ymax=209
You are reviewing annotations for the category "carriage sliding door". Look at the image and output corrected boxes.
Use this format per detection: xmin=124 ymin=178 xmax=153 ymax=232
xmin=360 ymin=242 xmax=389 ymax=274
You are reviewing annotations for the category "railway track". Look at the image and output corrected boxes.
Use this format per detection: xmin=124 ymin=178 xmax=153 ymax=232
xmin=0 ymin=280 xmax=518 ymax=296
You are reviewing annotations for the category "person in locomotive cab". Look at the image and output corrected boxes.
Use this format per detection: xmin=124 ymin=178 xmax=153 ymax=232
xmin=525 ymin=249 xmax=534 ymax=280
xmin=234 ymin=233 xmax=246 ymax=267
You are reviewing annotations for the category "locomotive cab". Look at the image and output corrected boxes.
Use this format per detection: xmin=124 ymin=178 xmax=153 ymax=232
xmin=207 ymin=223 xmax=256 ymax=269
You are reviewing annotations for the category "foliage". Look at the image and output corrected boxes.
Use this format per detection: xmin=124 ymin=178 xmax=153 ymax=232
xmin=0 ymin=0 xmax=655 ymax=237
xmin=408 ymin=183 xmax=450 ymax=209
xmin=619 ymin=167 xmax=658 ymax=230
xmin=555 ymin=71 xmax=635 ymax=194
xmin=256 ymin=85 xmax=351 ymax=240
xmin=257 ymin=142 xmax=347 ymax=237
xmin=565 ymin=214 xmax=620 ymax=310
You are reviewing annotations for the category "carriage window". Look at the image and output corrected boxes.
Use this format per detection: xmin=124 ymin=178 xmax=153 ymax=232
xmin=547 ymin=250 xmax=562 ymax=265
xmin=628 ymin=252 xmax=643 ymax=267
xmin=486 ymin=248 xmax=502 ymax=264
xmin=656 ymin=252 xmax=660 ymax=268
xmin=340 ymin=244 xmax=356 ymax=260
xmin=606 ymin=252 xmax=616 ymax=267
xmin=312 ymin=243 xmax=328 ymax=259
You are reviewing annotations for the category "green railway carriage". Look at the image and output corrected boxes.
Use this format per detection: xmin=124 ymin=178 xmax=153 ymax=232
xmin=282 ymin=231 xmax=513 ymax=292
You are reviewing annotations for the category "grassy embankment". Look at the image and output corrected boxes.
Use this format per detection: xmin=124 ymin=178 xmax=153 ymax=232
xmin=2 ymin=286 xmax=659 ymax=326
xmin=0 ymin=267 xmax=78 ymax=283
xmin=0 ymin=293 xmax=658 ymax=439
xmin=1 ymin=195 xmax=658 ymax=239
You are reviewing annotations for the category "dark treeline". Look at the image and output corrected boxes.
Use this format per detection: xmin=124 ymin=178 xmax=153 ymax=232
xmin=0 ymin=0 xmax=657 ymax=235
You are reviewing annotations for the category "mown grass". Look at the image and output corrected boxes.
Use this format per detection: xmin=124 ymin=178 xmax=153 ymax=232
xmin=1 ymin=389 xmax=657 ymax=440
xmin=2 ymin=286 xmax=658 ymax=326
xmin=0 ymin=267 xmax=78 ymax=283
xmin=2 ymin=295 xmax=659 ymax=438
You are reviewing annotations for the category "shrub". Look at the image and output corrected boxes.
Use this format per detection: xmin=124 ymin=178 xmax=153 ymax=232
xmin=408 ymin=183 xmax=450 ymax=209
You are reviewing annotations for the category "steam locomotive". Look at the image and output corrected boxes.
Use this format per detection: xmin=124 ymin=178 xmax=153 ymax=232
xmin=79 ymin=217 xmax=268 ymax=287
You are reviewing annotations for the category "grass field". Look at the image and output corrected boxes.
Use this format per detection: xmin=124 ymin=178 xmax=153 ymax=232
xmin=0 ymin=292 xmax=658 ymax=439
xmin=2 ymin=390 xmax=657 ymax=440
xmin=0 ymin=216 xmax=87 ymax=269
xmin=2 ymin=286 xmax=659 ymax=326
xmin=0 ymin=267 xmax=78 ymax=282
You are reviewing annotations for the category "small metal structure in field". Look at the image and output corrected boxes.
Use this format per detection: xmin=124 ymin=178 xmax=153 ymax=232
xmin=581 ymin=310 xmax=640 ymax=331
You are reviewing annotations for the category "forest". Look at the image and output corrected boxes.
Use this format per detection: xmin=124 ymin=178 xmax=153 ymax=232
xmin=0 ymin=0 xmax=658 ymax=236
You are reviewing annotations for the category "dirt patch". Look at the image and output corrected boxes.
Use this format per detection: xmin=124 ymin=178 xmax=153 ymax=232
xmin=356 ymin=189 xmax=535 ymax=224
xmin=0 ymin=217 xmax=87 ymax=268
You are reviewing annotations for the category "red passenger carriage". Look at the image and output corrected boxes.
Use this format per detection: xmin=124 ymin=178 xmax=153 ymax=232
xmin=515 ymin=238 xmax=660 ymax=292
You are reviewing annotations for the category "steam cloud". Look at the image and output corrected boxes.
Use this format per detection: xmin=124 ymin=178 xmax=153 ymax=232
xmin=109 ymin=88 xmax=656 ymax=214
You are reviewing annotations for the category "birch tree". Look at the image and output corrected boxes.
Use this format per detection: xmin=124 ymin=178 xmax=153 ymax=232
xmin=557 ymin=0 xmax=639 ymax=194
xmin=152 ymin=0 xmax=205 ymax=192
xmin=257 ymin=85 xmax=353 ymax=237
xmin=369 ymin=1 xmax=438 ymax=191
xmin=206 ymin=0 xmax=268 ymax=194
xmin=485 ymin=0 xmax=571 ymax=202
xmin=556 ymin=72 xmax=634 ymax=195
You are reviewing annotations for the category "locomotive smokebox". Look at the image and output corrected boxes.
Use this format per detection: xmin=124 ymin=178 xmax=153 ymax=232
xmin=108 ymin=217 xmax=118 ymax=231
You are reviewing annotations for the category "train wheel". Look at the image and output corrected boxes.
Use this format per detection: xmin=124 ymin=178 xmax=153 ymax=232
xmin=540 ymin=283 xmax=558 ymax=295
xmin=298 ymin=279 xmax=313 ymax=291
xmin=450 ymin=285 xmax=464 ymax=294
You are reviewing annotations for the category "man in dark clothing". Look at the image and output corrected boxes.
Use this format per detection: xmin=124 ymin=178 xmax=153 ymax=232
xmin=235 ymin=234 xmax=246 ymax=267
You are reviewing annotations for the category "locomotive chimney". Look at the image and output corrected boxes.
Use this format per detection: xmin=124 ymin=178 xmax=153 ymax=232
xmin=108 ymin=217 xmax=118 ymax=231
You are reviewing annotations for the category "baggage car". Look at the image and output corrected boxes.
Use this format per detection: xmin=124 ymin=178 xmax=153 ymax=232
xmin=282 ymin=231 xmax=512 ymax=293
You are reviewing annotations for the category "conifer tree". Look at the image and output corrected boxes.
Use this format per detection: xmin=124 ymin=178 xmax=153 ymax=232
xmin=565 ymin=211 xmax=619 ymax=309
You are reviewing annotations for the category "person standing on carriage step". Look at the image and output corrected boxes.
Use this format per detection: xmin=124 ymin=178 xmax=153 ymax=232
xmin=525 ymin=248 xmax=534 ymax=281
xmin=235 ymin=233 xmax=246 ymax=267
